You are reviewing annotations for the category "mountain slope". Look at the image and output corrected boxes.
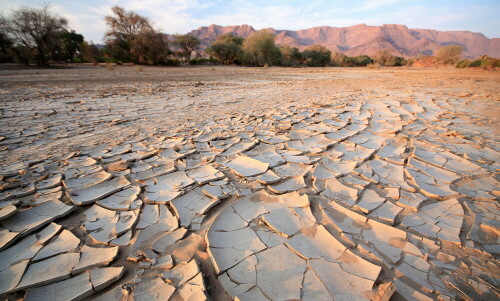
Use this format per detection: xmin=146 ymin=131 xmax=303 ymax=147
xmin=185 ymin=24 xmax=500 ymax=58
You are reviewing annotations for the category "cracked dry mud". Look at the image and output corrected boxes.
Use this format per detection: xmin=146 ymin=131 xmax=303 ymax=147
xmin=0 ymin=66 xmax=499 ymax=301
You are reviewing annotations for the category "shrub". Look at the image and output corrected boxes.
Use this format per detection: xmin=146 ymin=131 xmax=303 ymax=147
xmin=456 ymin=60 xmax=470 ymax=68
xmin=343 ymin=55 xmax=373 ymax=67
xmin=330 ymin=52 xmax=348 ymax=66
xmin=412 ymin=55 xmax=437 ymax=67
xmin=367 ymin=63 xmax=381 ymax=69
xmin=375 ymin=49 xmax=396 ymax=66
xmin=436 ymin=45 xmax=463 ymax=65
xmin=479 ymin=56 xmax=500 ymax=68
xmin=468 ymin=59 xmax=482 ymax=67
xmin=280 ymin=45 xmax=302 ymax=66
xmin=455 ymin=56 xmax=499 ymax=69
xmin=189 ymin=58 xmax=218 ymax=65
xmin=302 ymin=44 xmax=331 ymax=66
xmin=353 ymin=55 xmax=373 ymax=66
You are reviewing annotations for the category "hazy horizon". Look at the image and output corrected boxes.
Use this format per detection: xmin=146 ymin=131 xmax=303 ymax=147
xmin=0 ymin=0 xmax=499 ymax=43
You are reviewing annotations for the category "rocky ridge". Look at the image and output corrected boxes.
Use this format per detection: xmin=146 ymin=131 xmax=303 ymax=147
xmin=185 ymin=23 xmax=500 ymax=58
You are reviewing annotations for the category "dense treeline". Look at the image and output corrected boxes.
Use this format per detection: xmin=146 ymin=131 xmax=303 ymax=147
xmin=0 ymin=5 xmax=495 ymax=69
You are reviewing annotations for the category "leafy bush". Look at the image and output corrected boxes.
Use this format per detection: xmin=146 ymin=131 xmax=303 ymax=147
xmin=280 ymin=45 xmax=302 ymax=66
xmin=393 ymin=56 xmax=408 ymax=66
xmin=344 ymin=55 xmax=373 ymax=67
xmin=189 ymin=58 xmax=218 ymax=65
xmin=479 ymin=56 xmax=500 ymax=68
xmin=302 ymin=44 xmax=331 ymax=66
xmin=207 ymin=34 xmax=243 ymax=65
xmin=375 ymin=49 xmax=396 ymax=66
xmin=330 ymin=52 xmax=347 ymax=66
xmin=468 ymin=59 xmax=482 ymax=67
xmin=456 ymin=56 xmax=500 ymax=69
xmin=242 ymin=31 xmax=281 ymax=66
xmin=456 ymin=60 xmax=470 ymax=68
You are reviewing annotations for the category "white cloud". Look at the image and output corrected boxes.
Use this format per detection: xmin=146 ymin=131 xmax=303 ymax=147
xmin=52 ymin=4 xmax=107 ymax=43
xmin=356 ymin=0 xmax=402 ymax=11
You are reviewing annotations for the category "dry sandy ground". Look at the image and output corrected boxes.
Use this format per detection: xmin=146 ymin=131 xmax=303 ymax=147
xmin=1 ymin=66 xmax=498 ymax=167
xmin=0 ymin=66 xmax=499 ymax=301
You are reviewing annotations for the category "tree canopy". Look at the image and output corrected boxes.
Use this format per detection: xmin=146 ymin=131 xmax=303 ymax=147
xmin=242 ymin=31 xmax=281 ymax=66
xmin=104 ymin=6 xmax=152 ymax=41
xmin=207 ymin=34 xmax=243 ymax=64
xmin=104 ymin=6 xmax=169 ymax=64
xmin=2 ymin=6 xmax=68 ymax=65
xmin=172 ymin=34 xmax=200 ymax=62
xmin=302 ymin=44 xmax=331 ymax=66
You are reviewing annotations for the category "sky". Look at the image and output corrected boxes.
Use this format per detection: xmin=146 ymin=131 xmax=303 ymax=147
xmin=1 ymin=0 xmax=499 ymax=43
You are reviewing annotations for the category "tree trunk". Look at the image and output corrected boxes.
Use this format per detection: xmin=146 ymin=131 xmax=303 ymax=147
xmin=37 ymin=43 xmax=46 ymax=66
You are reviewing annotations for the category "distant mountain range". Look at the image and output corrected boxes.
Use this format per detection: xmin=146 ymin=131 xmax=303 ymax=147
xmin=185 ymin=24 xmax=500 ymax=58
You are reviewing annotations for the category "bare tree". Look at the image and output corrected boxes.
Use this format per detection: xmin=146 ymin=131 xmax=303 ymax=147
xmin=4 ymin=6 xmax=68 ymax=65
xmin=172 ymin=34 xmax=200 ymax=62
xmin=82 ymin=42 xmax=101 ymax=64
xmin=104 ymin=6 xmax=152 ymax=41
xmin=104 ymin=6 xmax=170 ymax=64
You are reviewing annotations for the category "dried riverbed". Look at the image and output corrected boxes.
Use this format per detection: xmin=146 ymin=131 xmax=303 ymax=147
xmin=0 ymin=65 xmax=499 ymax=300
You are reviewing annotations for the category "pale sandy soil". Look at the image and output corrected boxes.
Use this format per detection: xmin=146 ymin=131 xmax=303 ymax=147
xmin=1 ymin=65 xmax=498 ymax=168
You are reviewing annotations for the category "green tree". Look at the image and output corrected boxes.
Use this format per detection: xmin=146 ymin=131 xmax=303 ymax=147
xmin=436 ymin=45 xmax=463 ymax=65
xmin=0 ymin=14 xmax=14 ymax=62
xmin=302 ymin=44 xmax=331 ymax=66
xmin=131 ymin=31 xmax=170 ymax=65
xmin=3 ymin=6 xmax=68 ymax=65
xmin=207 ymin=33 xmax=243 ymax=64
xmin=280 ymin=45 xmax=302 ymax=66
xmin=242 ymin=31 xmax=281 ymax=66
xmin=104 ymin=37 xmax=131 ymax=63
xmin=61 ymin=30 xmax=84 ymax=62
xmin=172 ymin=34 xmax=200 ymax=62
